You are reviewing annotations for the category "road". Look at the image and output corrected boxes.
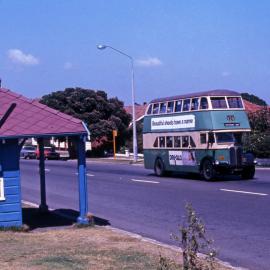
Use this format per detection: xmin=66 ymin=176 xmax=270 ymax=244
xmin=20 ymin=159 xmax=270 ymax=270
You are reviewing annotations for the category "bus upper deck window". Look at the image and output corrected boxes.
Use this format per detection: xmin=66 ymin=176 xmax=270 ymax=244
xmin=211 ymin=97 xmax=227 ymax=109
xmin=167 ymin=101 xmax=174 ymax=113
xmin=146 ymin=104 xmax=153 ymax=115
xmin=159 ymin=136 xmax=165 ymax=148
xmin=182 ymin=136 xmax=189 ymax=147
xmin=175 ymin=100 xmax=182 ymax=112
xmin=227 ymin=97 xmax=243 ymax=108
xmin=183 ymin=99 xmax=191 ymax=111
xmin=200 ymin=97 xmax=208 ymax=110
xmin=153 ymin=103 xmax=159 ymax=114
xmin=174 ymin=136 xmax=181 ymax=148
xmin=160 ymin=102 xmax=167 ymax=114
xmin=191 ymin=98 xmax=199 ymax=111
xmin=166 ymin=136 xmax=173 ymax=148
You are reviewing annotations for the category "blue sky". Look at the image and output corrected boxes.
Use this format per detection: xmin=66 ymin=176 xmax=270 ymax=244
xmin=0 ymin=0 xmax=269 ymax=104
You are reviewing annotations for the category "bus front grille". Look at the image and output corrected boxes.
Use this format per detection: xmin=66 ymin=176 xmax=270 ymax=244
xmin=230 ymin=147 xmax=242 ymax=167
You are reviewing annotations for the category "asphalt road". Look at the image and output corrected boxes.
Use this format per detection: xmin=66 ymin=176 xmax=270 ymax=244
xmin=20 ymin=159 xmax=270 ymax=270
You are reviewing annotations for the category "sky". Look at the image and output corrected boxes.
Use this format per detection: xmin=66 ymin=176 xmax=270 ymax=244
xmin=0 ymin=0 xmax=270 ymax=105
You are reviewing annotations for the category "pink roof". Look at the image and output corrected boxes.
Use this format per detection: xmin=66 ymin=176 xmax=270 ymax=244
xmin=124 ymin=104 xmax=148 ymax=122
xmin=0 ymin=88 xmax=87 ymax=138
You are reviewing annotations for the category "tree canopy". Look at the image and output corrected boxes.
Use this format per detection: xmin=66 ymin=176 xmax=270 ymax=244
xmin=241 ymin=92 xmax=268 ymax=106
xmin=40 ymin=88 xmax=131 ymax=153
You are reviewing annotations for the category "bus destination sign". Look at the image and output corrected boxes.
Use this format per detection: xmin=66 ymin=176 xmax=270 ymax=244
xmin=151 ymin=115 xmax=195 ymax=130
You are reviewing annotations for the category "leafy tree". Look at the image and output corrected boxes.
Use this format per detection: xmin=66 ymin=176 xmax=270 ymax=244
xmin=40 ymin=87 xmax=131 ymax=155
xmin=244 ymin=108 xmax=270 ymax=158
xmin=241 ymin=92 xmax=268 ymax=106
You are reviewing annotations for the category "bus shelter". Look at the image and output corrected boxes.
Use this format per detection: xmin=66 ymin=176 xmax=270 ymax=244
xmin=0 ymin=88 xmax=90 ymax=227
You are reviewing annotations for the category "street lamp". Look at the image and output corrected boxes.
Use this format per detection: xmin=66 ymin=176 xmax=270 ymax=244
xmin=97 ymin=44 xmax=138 ymax=162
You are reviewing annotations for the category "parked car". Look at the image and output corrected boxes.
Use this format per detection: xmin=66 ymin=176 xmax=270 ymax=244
xmin=55 ymin=148 xmax=70 ymax=160
xmin=36 ymin=146 xmax=60 ymax=160
xmin=20 ymin=145 xmax=37 ymax=159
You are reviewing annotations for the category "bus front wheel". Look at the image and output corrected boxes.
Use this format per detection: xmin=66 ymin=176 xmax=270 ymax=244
xmin=201 ymin=159 xmax=216 ymax=181
xmin=154 ymin=158 xmax=165 ymax=177
xmin=241 ymin=166 xmax=255 ymax=180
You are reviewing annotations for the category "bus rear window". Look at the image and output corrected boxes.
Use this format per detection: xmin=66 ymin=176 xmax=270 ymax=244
xmin=216 ymin=133 xmax=234 ymax=143
xmin=227 ymin=97 xmax=243 ymax=108
xmin=211 ymin=97 xmax=227 ymax=109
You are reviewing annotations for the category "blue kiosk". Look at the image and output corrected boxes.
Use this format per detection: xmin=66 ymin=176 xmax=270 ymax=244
xmin=0 ymin=88 xmax=90 ymax=227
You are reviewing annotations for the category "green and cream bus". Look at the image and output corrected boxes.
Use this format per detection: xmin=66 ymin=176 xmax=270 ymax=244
xmin=143 ymin=90 xmax=255 ymax=180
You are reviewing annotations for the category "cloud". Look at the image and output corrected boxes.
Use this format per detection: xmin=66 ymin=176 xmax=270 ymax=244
xmin=221 ymin=71 xmax=231 ymax=77
xmin=64 ymin=62 xmax=73 ymax=70
xmin=7 ymin=49 xmax=39 ymax=66
xmin=135 ymin=57 xmax=162 ymax=67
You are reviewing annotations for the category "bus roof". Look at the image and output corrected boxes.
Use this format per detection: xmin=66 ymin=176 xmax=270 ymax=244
xmin=150 ymin=89 xmax=241 ymax=103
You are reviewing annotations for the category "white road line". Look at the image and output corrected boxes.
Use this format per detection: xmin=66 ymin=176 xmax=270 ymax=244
xmin=45 ymin=168 xmax=50 ymax=172
xmin=220 ymin=189 xmax=268 ymax=196
xmin=87 ymin=173 xmax=95 ymax=177
xmin=131 ymin=179 xmax=160 ymax=184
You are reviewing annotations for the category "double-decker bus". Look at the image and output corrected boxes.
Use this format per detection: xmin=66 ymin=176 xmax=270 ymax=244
xmin=143 ymin=89 xmax=255 ymax=180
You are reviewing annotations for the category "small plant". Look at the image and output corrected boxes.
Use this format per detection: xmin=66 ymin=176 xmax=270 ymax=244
xmin=172 ymin=203 xmax=217 ymax=270
xmin=0 ymin=224 xmax=29 ymax=232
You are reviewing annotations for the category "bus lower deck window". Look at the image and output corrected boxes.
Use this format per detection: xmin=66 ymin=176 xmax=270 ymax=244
xmin=182 ymin=136 xmax=189 ymax=147
xmin=159 ymin=136 xmax=165 ymax=148
xmin=167 ymin=101 xmax=174 ymax=113
xmin=174 ymin=136 xmax=181 ymax=148
xmin=190 ymin=137 xmax=196 ymax=147
xmin=183 ymin=99 xmax=191 ymax=111
xmin=200 ymin=134 xmax=207 ymax=144
xmin=175 ymin=100 xmax=182 ymax=112
xmin=211 ymin=97 xmax=227 ymax=109
xmin=153 ymin=137 xmax=158 ymax=147
xmin=166 ymin=136 xmax=173 ymax=148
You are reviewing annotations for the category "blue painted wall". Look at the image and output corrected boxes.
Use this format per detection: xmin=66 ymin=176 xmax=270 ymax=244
xmin=0 ymin=139 xmax=22 ymax=227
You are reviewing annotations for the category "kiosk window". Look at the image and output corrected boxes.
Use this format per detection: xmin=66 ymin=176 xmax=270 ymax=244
xmin=0 ymin=178 xmax=5 ymax=201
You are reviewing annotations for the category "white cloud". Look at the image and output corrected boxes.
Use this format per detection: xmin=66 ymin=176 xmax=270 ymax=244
xmin=221 ymin=71 xmax=231 ymax=77
xmin=7 ymin=49 xmax=39 ymax=66
xmin=135 ymin=57 xmax=162 ymax=67
xmin=64 ymin=62 xmax=73 ymax=70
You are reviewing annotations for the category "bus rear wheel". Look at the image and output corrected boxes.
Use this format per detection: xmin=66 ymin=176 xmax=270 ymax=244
xmin=154 ymin=158 xmax=165 ymax=177
xmin=201 ymin=159 xmax=216 ymax=181
xmin=241 ymin=165 xmax=255 ymax=180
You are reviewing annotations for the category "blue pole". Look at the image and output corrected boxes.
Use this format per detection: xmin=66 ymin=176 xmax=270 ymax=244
xmin=38 ymin=138 xmax=48 ymax=212
xmin=77 ymin=136 xmax=89 ymax=224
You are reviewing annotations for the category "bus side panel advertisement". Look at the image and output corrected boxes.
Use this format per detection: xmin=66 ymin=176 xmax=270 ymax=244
xmin=151 ymin=115 xmax=195 ymax=130
xmin=169 ymin=151 xmax=196 ymax=166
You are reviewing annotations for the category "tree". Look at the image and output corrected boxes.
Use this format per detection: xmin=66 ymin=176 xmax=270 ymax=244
xmin=241 ymin=92 xmax=268 ymax=106
xmin=40 ymin=87 xmax=131 ymax=155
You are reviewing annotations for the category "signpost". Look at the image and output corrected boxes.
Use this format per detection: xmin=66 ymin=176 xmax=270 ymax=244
xmin=112 ymin=130 xmax=118 ymax=159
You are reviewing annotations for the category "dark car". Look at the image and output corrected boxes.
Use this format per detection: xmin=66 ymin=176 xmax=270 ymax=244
xmin=20 ymin=146 xmax=37 ymax=159
xmin=36 ymin=147 xmax=60 ymax=160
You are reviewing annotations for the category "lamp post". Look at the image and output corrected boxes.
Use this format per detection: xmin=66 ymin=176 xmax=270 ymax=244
xmin=97 ymin=44 xmax=138 ymax=162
